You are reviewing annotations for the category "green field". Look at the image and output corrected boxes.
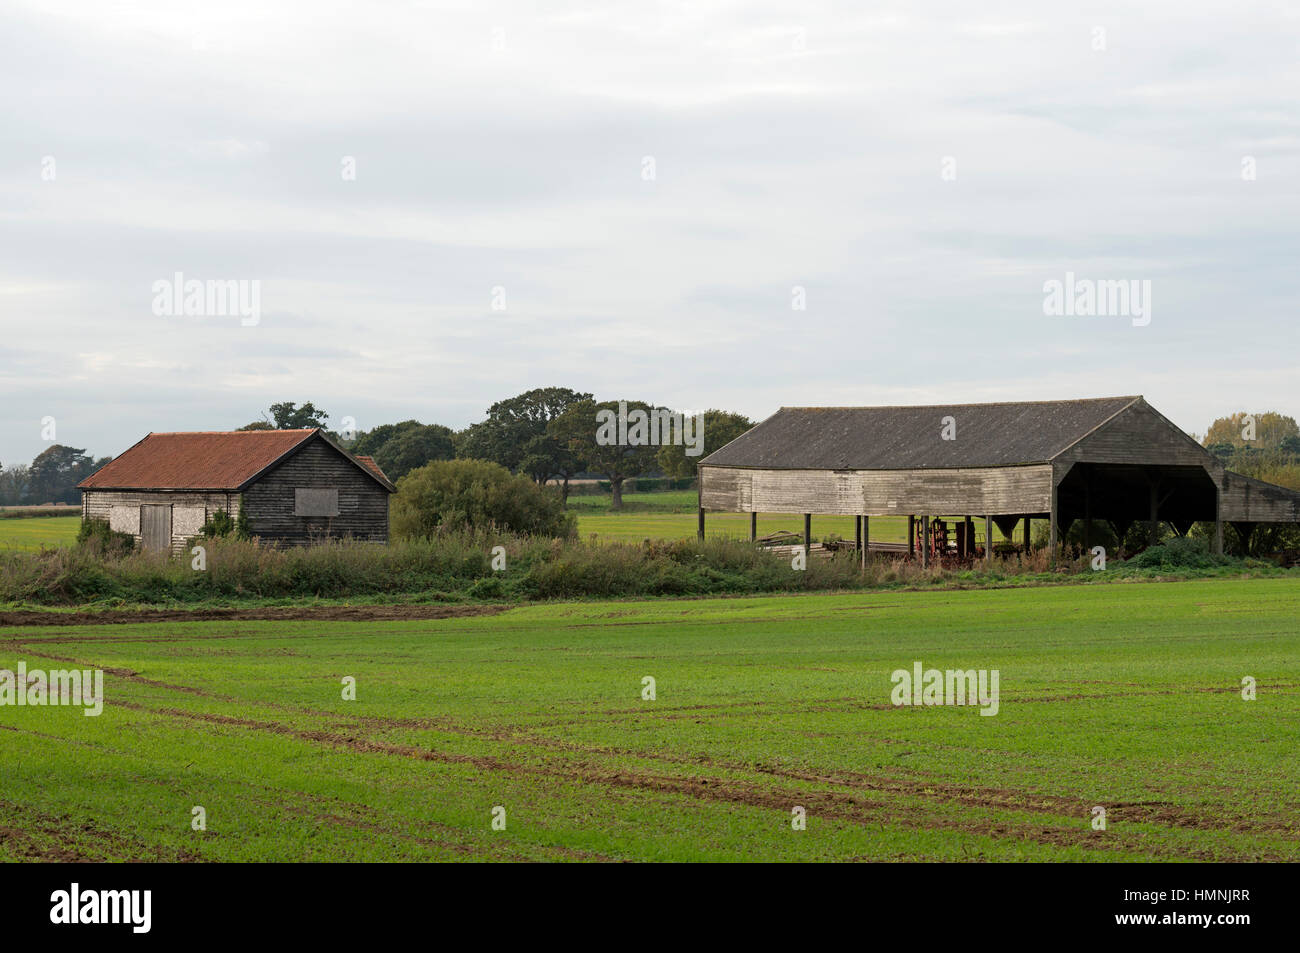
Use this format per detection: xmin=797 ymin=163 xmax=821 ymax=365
xmin=0 ymin=515 xmax=79 ymax=551
xmin=1 ymin=495 xmax=1017 ymax=548
xmin=2 ymin=578 xmax=1296 ymax=861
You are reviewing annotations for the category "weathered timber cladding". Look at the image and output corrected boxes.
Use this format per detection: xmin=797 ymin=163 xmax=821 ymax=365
xmin=701 ymin=464 xmax=1052 ymax=516
xmin=698 ymin=397 xmax=1300 ymax=530
xmin=1220 ymin=471 xmax=1300 ymax=522
xmin=242 ymin=440 xmax=388 ymax=543
xmin=82 ymin=489 xmax=239 ymax=552
xmin=1054 ymin=402 xmax=1224 ymax=474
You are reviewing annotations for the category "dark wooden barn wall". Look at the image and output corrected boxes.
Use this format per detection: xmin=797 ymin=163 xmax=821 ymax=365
xmin=242 ymin=440 xmax=389 ymax=544
xmin=1054 ymin=402 xmax=1224 ymax=473
xmin=1220 ymin=471 xmax=1300 ymax=522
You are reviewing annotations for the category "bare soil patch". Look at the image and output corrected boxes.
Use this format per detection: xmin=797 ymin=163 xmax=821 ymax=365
xmin=0 ymin=603 xmax=510 ymax=628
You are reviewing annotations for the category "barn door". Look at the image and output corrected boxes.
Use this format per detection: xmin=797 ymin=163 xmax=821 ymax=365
xmin=140 ymin=504 xmax=172 ymax=552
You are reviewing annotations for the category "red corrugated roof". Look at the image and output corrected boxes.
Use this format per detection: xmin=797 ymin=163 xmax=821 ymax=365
xmin=353 ymin=455 xmax=390 ymax=482
xmin=79 ymin=429 xmax=320 ymax=490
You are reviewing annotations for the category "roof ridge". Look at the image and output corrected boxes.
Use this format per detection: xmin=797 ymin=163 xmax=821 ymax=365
xmin=777 ymin=396 xmax=1141 ymax=412
xmin=146 ymin=428 xmax=321 ymax=435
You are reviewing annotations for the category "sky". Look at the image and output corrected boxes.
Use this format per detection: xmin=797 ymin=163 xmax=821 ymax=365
xmin=2 ymin=0 xmax=1298 ymax=463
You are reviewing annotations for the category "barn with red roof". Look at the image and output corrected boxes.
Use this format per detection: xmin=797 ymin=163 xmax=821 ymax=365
xmin=78 ymin=429 xmax=395 ymax=551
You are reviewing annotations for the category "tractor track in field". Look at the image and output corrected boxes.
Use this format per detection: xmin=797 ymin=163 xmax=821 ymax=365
xmin=9 ymin=626 xmax=1296 ymax=860
xmin=354 ymin=712 xmax=1300 ymax=839
xmin=9 ymin=640 xmax=1293 ymax=855
xmin=0 ymin=799 xmax=202 ymax=863
xmin=0 ymin=603 xmax=509 ymax=629
xmin=108 ymin=699 xmax=1298 ymax=861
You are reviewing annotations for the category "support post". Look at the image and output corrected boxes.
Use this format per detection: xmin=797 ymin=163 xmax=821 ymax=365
xmin=855 ymin=515 xmax=862 ymax=552
xmin=862 ymin=515 xmax=870 ymax=569
xmin=1148 ymin=479 xmax=1159 ymax=548
xmin=964 ymin=515 xmax=973 ymax=559
xmin=984 ymin=516 xmax=992 ymax=564
xmin=908 ymin=515 xmax=916 ymax=557
xmin=803 ymin=513 xmax=811 ymax=557
xmin=1023 ymin=516 xmax=1031 ymax=552
xmin=921 ymin=516 xmax=930 ymax=568
xmin=1214 ymin=485 xmax=1223 ymax=556
xmin=1083 ymin=470 xmax=1090 ymax=553
xmin=749 ymin=511 xmax=757 ymax=542
xmin=697 ymin=506 xmax=704 ymax=541
xmin=1049 ymin=484 xmax=1059 ymax=568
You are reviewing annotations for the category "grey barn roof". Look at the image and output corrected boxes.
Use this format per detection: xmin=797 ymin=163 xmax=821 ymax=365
xmin=700 ymin=396 xmax=1144 ymax=470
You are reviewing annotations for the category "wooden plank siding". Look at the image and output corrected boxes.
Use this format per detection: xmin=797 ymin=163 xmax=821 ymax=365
xmin=698 ymin=397 xmax=1300 ymax=542
xmin=1053 ymin=400 xmax=1225 ymax=477
xmin=241 ymin=440 xmax=389 ymax=544
xmin=700 ymin=464 xmax=1053 ymax=516
xmin=81 ymin=437 xmax=391 ymax=549
xmin=82 ymin=489 xmax=240 ymax=553
xmin=1220 ymin=470 xmax=1300 ymax=523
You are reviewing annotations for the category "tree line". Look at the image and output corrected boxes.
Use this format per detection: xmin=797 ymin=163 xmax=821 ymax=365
xmin=325 ymin=388 xmax=753 ymax=510
xmin=7 ymin=402 xmax=1295 ymax=510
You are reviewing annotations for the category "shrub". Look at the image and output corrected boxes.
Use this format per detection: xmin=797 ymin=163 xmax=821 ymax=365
xmin=391 ymin=459 xmax=576 ymax=539
xmin=199 ymin=508 xmax=251 ymax=540
xmin=1128 ymin=536 xmax=1234 ymax=570
xmin=75 ymin=518 xmax=135 ymax=556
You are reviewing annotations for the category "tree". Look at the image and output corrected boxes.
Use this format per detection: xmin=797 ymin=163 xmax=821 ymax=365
xmin=1203 ymin=411 xmax=1299 ymax=449
xmin=29 ymin=445 xmax=99 ymax=504
xmin=390 ymin=458 xmax=575 ymax=539
xmin=551 ymin=398 xmax=658 ymax=509
xmin=457 ymin=387 xmax=593 ymax=477
xmin=520 ymin=432 xmax=580 ymax=505
xmin=371 ymin=424 xmax=456 ymax=481
xmin=241 ymin=402 xmax=330 ymax=431
xmin=656 ymin=409 xmax=754 ymax=479
xmin=351 ymin=420 xmax=425 ymax=457
xmin=0 ymin=465 xmax=30 ymax=506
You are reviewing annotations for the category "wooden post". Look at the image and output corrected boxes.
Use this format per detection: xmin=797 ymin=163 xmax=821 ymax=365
xmin=964 ymin=515 xmax=973 ymax=558
xmin=1049 ymin=484 xmax=1059 ymax=568
xmin=1214 ymin=485 xmax=1223 ymax=555
xmin=803 ymin=513 xmax=811 ymax=557
xmin=984 ymin=516 xmax=992 ymax=564
xmin=749 ymin=512 xmax=757 ymax=542
xmin=855 ymin=515 xmax=862 ymax=552
xmin=908 ymin=515 xmax=916 ymax=557
xmin=1023 ymin=516 xmax=1031 ymax=552
xmin=1148 ymin=479 xmax=1159 ymax=547
xmin=1083 ymin=471 xmax=1090 ymax=553
xmin=862 ymin=515 xmax=870 ymax=569
xmin=921 ymin=516 xmax=930 ymax=568
xmin=697 ymin=506 xmax=704 ymax=540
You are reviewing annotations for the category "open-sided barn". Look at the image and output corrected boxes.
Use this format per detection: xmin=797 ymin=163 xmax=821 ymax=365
xmin=78 ymin=429 xmax=395 ymax=551
xmin=697 ymin=396 xmax=1300 ymax=561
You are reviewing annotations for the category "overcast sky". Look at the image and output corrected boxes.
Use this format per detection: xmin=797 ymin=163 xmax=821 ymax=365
xmin=2 ymin=0 xmax=1298 ymax=463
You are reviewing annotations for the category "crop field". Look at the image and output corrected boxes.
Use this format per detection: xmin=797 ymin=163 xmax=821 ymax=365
xmin=1 ymin=578 xmax=1296 ymax=862
xmin=0 ymin=515 xmax=79 ymax=551
xmin=0 ymin=494 xmax=1023 ymax=550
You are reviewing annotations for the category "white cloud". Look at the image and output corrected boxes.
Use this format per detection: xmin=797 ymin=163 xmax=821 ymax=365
xmin=0 ymin=0 xmax=1297 ymax=462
